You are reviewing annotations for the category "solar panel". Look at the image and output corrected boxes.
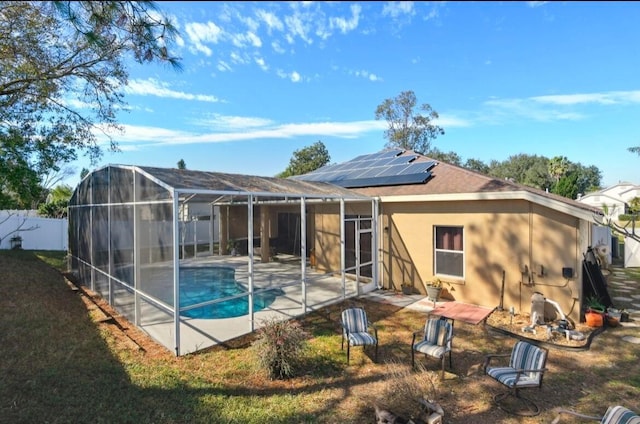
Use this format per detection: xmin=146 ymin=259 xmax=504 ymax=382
xmin=294 ymin=150 xmax=437 ymax=188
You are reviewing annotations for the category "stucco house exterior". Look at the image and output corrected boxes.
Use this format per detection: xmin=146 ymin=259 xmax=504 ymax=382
xmin=297 ymin=149 xmax=605 ymax=324
xmin=69 ymin=150 xmax=608 ymax=354
xmin=578 ymin=182 xmax=640 ymax=221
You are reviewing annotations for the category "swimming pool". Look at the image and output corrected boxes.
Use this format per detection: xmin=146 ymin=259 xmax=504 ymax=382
xmin=179 ymin=266 xmax=281 ymax=319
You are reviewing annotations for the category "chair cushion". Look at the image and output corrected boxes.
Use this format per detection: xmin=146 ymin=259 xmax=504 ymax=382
xmin=602 ymin=406 xmax=640 ymax=424
xmin=509 ymin=341 xmax=546 ymax=382
xmin=348 ymin=332 xmax=376 ymax=346
xmin=486 ymin=366 xmax=542 ymax=388
xmin=342 ymin=308 xmax=369 ymax=333
xmin=414 ymin=340 xmax=447 ymax=358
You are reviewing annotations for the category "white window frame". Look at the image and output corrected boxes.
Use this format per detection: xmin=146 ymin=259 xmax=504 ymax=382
xmin=434 ymin=225 xmax=465 ymax=279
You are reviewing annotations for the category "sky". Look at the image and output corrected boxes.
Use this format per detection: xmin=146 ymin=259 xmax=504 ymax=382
xmin=70 ymin=1 xmax=640 ymax=189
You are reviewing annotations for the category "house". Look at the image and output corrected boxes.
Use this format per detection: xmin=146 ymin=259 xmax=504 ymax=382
xmin=578 ymin=182 xmax=640 ymax=221
xmin=578 ymin=182 xmax=640 ymax=268
xmin=295 ymin=149 xmax=605 ymax=323
xmin=68 ymin=151 xmax=607 ymax=355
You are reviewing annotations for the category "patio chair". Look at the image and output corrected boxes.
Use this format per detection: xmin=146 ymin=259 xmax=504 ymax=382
xmin=483 ymin=340 xmax=548 ymax=416
xmin=551 ymin=405 xmax=640 ymax=424
xmin=341 ymin=307 xmax=378 ymax=364
xmin=411 ymin=317 xmax=453 ymax=380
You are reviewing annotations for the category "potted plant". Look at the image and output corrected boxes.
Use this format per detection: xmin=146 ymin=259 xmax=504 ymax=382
xmin=425 ymin=278 xmax=443 ymax=302
xmin=584 ymin=296 xmax=605 ymax=327
xmin=401 ymin=282 xmax=413 ymax=295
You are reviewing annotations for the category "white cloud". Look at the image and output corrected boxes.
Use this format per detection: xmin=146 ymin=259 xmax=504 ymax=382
xmin=284 ymin=11 xmax=314 ymax=45
xmin=382 ymin=1 xmax=415 ymax=19
xmin=229 ymin=31 xmax=262 ymax=48
xmin=483 ymin=98 xmax=585 ymax=122
xmin=277 ymin=69 xmax=303 ymax=82
xmin=256 ymin=9 xmax=284 ymax=34
xmin=229 ymin=51 xmax=250 ymax=65
xmin=329 ymin=4 xmax=361 ymax=34
xmin=349 ymin=69 xmax=383 ymax=82
xmin=184 ymin=22 xmax=224 ymax=56
xmin=194 ymin=114 xmax=274 ymax=130
xmin=254 ymin=56 xmax=269 ymax=71
xmin=527 ymin=2 xmax=549 ymax=8
xmin=271 ymin=40 xmax=286 ymax=54
xmin=124 ymin=79 xmax=221 ymax=103
xmin=217 ymin=61 xmax=232 ymax=72
xmin=531 ymin=91 xmax=640 ymax=106
xmin=97 ymin=119 xmax=388 ymax=148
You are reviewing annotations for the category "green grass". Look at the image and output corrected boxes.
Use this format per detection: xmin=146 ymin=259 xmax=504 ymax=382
xmin=1 ymin=250 xmax=639 ymax=424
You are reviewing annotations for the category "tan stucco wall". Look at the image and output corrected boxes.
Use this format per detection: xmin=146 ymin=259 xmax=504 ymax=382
xmin=380 ymin=199 xmax=584 ymax=322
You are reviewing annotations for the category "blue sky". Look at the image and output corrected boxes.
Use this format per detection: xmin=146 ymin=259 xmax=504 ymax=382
xmin=73 ymin=1 xmax=640 ymax=189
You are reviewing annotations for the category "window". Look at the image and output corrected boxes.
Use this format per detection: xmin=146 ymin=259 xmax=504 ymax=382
xmin=434 ymin=226 xmax=464 ymax=278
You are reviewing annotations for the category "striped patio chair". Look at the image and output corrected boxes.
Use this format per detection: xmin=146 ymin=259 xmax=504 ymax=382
xmin=411 ymin=317 xmax=453 ymax=380
xmin=341 ymin=307 xmax=378 ymax=364
xmin=552 ymin=405 xmax=640 ymax=424
xmin=483 ymin=340 xmax=548 ymax=416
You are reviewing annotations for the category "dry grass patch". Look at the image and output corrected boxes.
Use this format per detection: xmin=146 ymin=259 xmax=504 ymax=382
xmin=2 ymin=251 xmax=639 ymax=424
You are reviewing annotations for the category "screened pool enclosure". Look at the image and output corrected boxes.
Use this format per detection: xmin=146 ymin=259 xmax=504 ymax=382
xmin=68 ymin=165 xmax=378 ymax=355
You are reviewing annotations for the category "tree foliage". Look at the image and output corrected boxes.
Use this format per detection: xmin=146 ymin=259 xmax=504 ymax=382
xmin=0 ymin=1 xmax=181 ymax=208
xmin=463 ymin=158 xmax=490 ymax=174
xmin=487 ymin=154 xmax=554 ymax=190
xmin=177 ymin=159 xmax=186 ymax=169
xmin=375 ymin=90 xmax=444 ymax=154
xmin=277 ymin=141 xmax=331 ymax=178
xmin=629 ymin=197 xmax=640 ymax=214
xmin=548 ymin=156 xmax=570 ymax=182
xmin=38 ymin=184 xmax=73 ymax=218
xmin=425 ymin=148 xmax=461 ymax=166
xmin=629 ymin=146 xmax=640 ymax=156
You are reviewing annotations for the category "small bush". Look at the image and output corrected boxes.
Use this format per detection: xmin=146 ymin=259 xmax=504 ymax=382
xmin=252 ymin=316 xmax=309 ymax=380
xmin=371 ymin=361 xmax=439 ymax=422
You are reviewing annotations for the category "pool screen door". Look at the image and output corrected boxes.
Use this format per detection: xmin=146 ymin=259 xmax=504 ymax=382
xmin=345 ymin=215 xmax=373 ymax=281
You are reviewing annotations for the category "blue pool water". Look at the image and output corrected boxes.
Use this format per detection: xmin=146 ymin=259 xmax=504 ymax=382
xmin=179 ymin=266 xmax=281 ymax=319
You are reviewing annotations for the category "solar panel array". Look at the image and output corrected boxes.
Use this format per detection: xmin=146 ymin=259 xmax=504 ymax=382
xmin=293 ymin=149 xmax=437 ymax=188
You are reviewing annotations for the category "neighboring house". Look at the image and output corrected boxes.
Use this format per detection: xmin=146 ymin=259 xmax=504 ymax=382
xmin=578 ymin=182 xmax=640 ymax=221
xmin=296 ymin=149 xmax=605 ymax=323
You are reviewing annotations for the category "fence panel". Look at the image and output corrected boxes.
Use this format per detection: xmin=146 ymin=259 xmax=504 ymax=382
xmin=0 ymin=210 xmax=68 ymax=251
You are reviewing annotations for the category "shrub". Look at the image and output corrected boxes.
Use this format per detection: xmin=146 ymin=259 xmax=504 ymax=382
xmin=369 ymin=360 xmax=439 ymax=422
xmin=252 ymin=316 xmax=309 ymax=380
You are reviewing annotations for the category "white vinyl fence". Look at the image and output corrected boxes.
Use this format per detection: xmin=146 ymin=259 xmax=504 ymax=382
xmin=0 ymin=210 xmax=68 ymax=251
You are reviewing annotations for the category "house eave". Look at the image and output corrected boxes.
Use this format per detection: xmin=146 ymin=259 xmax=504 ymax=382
xmin=375 ymin=191 xmax=602 ymax=222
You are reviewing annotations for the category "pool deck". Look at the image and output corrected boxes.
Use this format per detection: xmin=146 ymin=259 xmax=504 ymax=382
xmin=139 ymin=255 xmax=363 ymax=355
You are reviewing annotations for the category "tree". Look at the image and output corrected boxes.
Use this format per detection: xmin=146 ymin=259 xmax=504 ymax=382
xmin=425 ymin=148 xmax=461 ymax=166
xmin=177 ymin=159 xmax=186 ymax=169
xmin=629 ymin=146 xmax=640 ymax=155
xmin=548 ymin=156 xmax=570 ymax=183
xmin=552 ymin=171 xmax=579 ymax=199
xmin=0 ymin=128 xmax=43 ymax=208
xmin=1 ymin=1 xmax=181 ymax=208
xmin=628 ymin=197 xmax=640 ymax=214
xmin=463 ymin=158 xmax=489 ymax=174
xmin=488 ymin=154 xmax=553 ymax=190
xmin=38 ymin=184 xmax=73 ymax=218
xmin=277 ymin=141 xmax=330 ymax=178
xmin=374 ymin=90 xmax=444 ymax=154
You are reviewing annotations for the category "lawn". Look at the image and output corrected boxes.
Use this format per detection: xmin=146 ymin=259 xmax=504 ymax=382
xmin=1 ymin=250 xmax=639 ymax=423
